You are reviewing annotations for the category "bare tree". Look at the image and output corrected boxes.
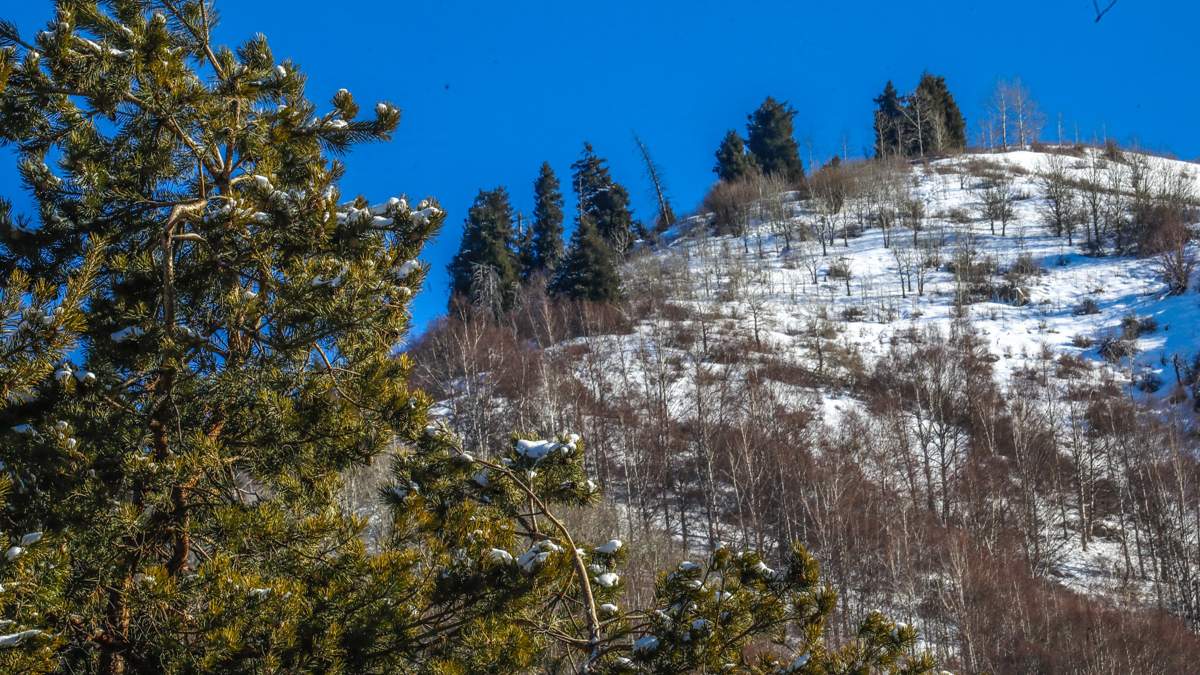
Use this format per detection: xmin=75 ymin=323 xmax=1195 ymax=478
xmin=633 ymin=132 xmax=675 ymax=235
xmin=1038 ymin=153 xmax=1080 ymax=244
xmin=987 ymin=78 xmax=1044 ymax=150
xmin=978 ymin=171 xmax=1016 ymax=236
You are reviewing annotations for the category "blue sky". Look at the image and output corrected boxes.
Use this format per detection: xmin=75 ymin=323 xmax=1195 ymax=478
xmin=3 ymin=1 xmax=1197 ymax=334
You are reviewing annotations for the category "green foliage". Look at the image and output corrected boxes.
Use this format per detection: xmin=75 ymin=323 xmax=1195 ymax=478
xmin=572 ymin=143 xmax=636 ymax=251
xmin=873 ymin=81 xmax=905 ymax=159
xmin=448 ymin=187 xmax=519 ymax=314
xmin=0 ymin=2 xmax=441 ymax=671
xmin=912 ymin=73 xmax=966 ymax=155
xmin=874 ymin=75 xmax=965 ymax=158
xmin=714 ymin=129 xmax=760 ymax=183
xmin=746 ymin=97 xmax=805 ymax=183
xmin=550 ymin=216 xmax=622 ymax=303
xmin=530 ymin=162 xmax=565 ymax=276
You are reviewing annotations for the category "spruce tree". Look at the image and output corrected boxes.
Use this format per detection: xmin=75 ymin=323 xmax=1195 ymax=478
xmin=913 ymin=72 xmax=966 ymax=153
xmin=746 ymin=97 xmax=805 ymax=183
xmin=873 ymin=81 xmax=905 ymax=158
xmin=571 ymin=143 xmax=635 ymax=252
xmin=530 ymin=162 xmax=564 ymax=276
xmin=447 ymin=187 xmax=519 ymax=314
xmin=549 ymin=216 xmax=622 ymax=303
xmin=713 ymin=129 xmax=759 ymax=183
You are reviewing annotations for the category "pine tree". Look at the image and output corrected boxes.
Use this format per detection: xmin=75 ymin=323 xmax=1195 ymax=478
xmin=873 ymin=81 xmax=905 ymax=158
xmin=549 ymin=216 xmax=622 ymax=303
xmin=571 ymin=143 xmax=635 ymax=253
xmin=746 ymin=97 xmax=805 ymax=183
xmin=0 ymin=4 xmax=450 ymax=671
xmin=529 ymin=162 xmax=564 ymax=276
xmin=713 ymin=129 xmax=759 ymax=183
xmin=448 ymin=187 xmax=519 ymax=314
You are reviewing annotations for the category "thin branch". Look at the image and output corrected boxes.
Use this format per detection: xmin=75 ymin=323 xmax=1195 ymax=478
xmin=1093 ymin=0 xmax=1118 ymax=22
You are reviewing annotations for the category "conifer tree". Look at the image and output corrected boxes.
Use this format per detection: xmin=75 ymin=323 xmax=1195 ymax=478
xmin=549 ymin=216 xmax=622 ymax=303
xmin=0 ymin=3 xmax=445 ymax=671
xmin=873 ymin=81 xmax=905 ymax=158
xmin=448 ymin=187 xmax=519 ymax=313
xmin=746 ymin=97 xmax=805 ymax=183
xmin=912 ymin=73 xmax=966 ymax=155
xmin=515 ymin=212 xmax=538 ymax=281
xmin=571 ymin=143 xmax=636 ymax=253
xmin=530 ymin=162 xmax=564 ymax=276
xmin=713 ymin=129 xmax=759 ymax=183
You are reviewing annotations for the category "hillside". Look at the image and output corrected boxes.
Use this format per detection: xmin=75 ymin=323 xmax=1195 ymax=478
xmin=412 ymin=146 xmax=1200 ymax=671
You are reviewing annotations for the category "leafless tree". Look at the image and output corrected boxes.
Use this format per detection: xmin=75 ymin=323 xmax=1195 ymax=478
xmin=987 ymin=78 xmax=1044 ymax=149
xmin=633 ymin=132 xmax=675 ymax=235
xmin=1038 ymin=153 xmax=1080 ymax=244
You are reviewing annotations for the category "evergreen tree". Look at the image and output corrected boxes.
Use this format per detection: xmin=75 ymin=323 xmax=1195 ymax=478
xmin=549 ymin=216 xmax=622 ymax=303
xmin=873 ymin=81 xmax=905 ymax=158
xmin=0 ymin=3 xmax=447 ymax=671
xmin=746 ymin=97 xmax=805 ymax=183
xmin=529 ymin=162 xmax=564 ymax=276
xmin=448 ymin=187 xmax=519 ymax=314
xmin=713 ymin=129 xmax=759 ymax=183
xmin=571 ymin=143 xmax=635 ymax=252
xmin=515 ymin=212 xmax=538 ymax=281
xmin=913 ymin=72 xmax=966 ymax=153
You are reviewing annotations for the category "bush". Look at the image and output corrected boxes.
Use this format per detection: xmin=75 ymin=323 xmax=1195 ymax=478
xmin=1009 ymin=252 xmax=1043 ymax=278
xmin=1098 ymin=335 xmax=1138 ymax=363
xmin=1074 ymin=297 xmax=1101 ymax=315
xmin=1121 ymin=314 xmax=1157 ymax=340
xmin=826 ymin=258 xmax=853 ymax=279
xmin=1136 ymin=371 xmax=1164 ymax=393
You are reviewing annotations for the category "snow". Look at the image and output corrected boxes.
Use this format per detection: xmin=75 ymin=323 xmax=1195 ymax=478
xmin=595 ymin=572 xmax=620 ymax=588
xmin=599 ymin=602 xmax=619 ymax=614
xmin=0 ymin=630 xmax=42 ymax=648
xmin=632 ymin=635 xmax=659 ymax=653
xmin=488 ymin=548 xmax=514 ymax=564
xmin=396 ymin=259 xmax=421 ymax=277
xmin=515 ymin=438 xmax=569 ymax=462
xmin=110 ymin=326 xmax=145 ymax=343
xmin=253 ymin=174 xmax=273 ymax=192
xmin=594 ymin=539 xmax=622 ymax=554
xmin=19 ymin=532 xmax=41 ymax=546
xmin=4 ymin=547 xmax=23 ymax=561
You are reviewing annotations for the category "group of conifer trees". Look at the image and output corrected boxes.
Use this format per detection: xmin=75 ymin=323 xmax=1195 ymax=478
xmin=871 ymin=73 xmax=966 ymax=159
xmin=713 ymin=97 xmax=806 ymax=184
xmin=448 ymin=144 xmax=635 ymax=313
xmin=0 ymin=2 xmax=934 ymax=672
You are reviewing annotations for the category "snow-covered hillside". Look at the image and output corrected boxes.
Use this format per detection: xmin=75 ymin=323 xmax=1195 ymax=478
xmin=415 ymin=147 xmax=1200 ymax=668
xmin=651 ymin=149 xmax=1199 ymax=400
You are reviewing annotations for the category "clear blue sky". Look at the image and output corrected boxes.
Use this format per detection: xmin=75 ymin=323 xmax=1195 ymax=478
xmin=3 ymin=1 xmax=1196 ymax=334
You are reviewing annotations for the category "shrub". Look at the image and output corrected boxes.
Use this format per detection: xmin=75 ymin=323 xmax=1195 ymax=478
xmin=1074 ymin=298 xmax=1101 ymax=315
